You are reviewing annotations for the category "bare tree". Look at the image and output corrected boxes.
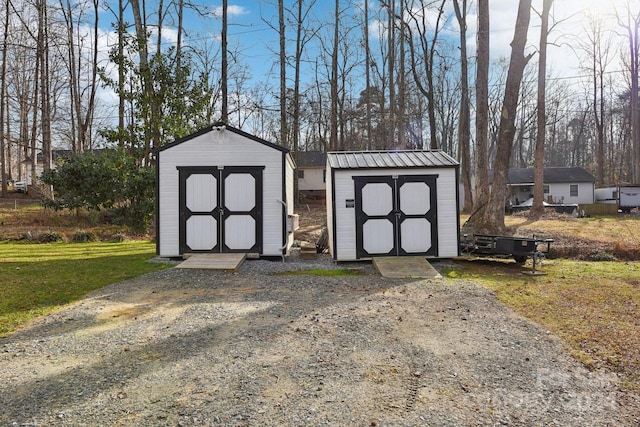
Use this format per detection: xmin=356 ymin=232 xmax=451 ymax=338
xmin=530 ymin=0 xmax=553 ymax=218
xmin=575 ymin=13 xmax=614 ymax=186
xmin=0 ymin=0 xmax=8 ymax=196
xmin=453 ymin=0 xmax=472 ymax=212
xmin=291 ymin=0 xmax=318 ymax=154
xmin=221 ymin=0 xmax=228 ymax=122
xmin=59 ymin=0 xmax=100 ymax=153
xmin=483 ymin=0 xmax=534 ymax=232
xmin=617 ymin=3 xmax=640 ymax=183
xmin=278 ymin=0 xmax=287 ymax=146
xmin=473 ymin=0 xmax=490 ymax=218
xmin=37 ymin=0 xmax=52 ymax=173
xmin=363 ymin=0 xmax=372 ymax=150
xmin=329 ymin=0 xmax=339 ymax=151
xmin=403 ymin=0 xmax=447 ymax=150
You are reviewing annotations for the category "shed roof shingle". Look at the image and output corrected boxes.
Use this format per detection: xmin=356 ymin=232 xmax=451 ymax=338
xmin=297 ymin=151 xmax=327 ymax=167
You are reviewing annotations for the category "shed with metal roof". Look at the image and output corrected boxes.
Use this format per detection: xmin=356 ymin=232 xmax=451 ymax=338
xmin=326 ymin=150 xmax=460 ymax=261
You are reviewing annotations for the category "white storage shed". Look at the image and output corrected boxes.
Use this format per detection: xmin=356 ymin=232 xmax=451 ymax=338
xmin=326 ymin=150 xmax=460 ymax=261
xmin=155 ymin=124 xmax=296 ymax=258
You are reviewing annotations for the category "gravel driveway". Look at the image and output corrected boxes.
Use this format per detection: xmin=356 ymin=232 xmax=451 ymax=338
xmin=1 ymin=256 xmax=638 ymax=426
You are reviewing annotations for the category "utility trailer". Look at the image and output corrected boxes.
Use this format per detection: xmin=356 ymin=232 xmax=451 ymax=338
xmin=460 ymin=234 xmax=554 ymax=273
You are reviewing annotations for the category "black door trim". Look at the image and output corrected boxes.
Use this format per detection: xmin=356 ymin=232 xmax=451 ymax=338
xmin=354 ymin=174 xmax=439 ymax=259
xmin=178 ymin=166 xmax=264 ymax=254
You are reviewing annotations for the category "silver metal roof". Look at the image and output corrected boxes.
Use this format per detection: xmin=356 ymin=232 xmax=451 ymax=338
xmin=327 ymin=150 xmax=459 ymax=169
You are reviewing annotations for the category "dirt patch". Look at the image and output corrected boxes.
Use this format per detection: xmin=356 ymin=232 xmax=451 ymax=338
xmin=0 ymin=266 xmax=637 ymax=426
xmin=294 ymin=204 xmax=327 ymax=244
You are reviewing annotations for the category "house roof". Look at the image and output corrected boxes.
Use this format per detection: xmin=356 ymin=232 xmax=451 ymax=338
xmin=154 ymin=123 xmax=289 ymax=154
xmin=507 ymin=167 xmax=596 ymax=184
xmin=297 ymin=151 xmax=326 ymax=168
xmin=327 ymin=150 xmax=459 ymax=170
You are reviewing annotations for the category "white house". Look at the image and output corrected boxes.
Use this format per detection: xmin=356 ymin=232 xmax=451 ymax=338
xmin=506 ymin=167 xmax=596 ymax=205
xmin=155 ymin=124 xmax=296 ymax=258
xmin=326 ymin=150 xmax=460 ymax=261
xmin=297 ymin=151 xmax=326 ymax=200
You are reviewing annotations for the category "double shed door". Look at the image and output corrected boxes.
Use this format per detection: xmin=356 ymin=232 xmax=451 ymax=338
xmin=178 ymin=166 xmax=263 ymax=254
xmin=354 ymin=174 xmax=438 ymax=259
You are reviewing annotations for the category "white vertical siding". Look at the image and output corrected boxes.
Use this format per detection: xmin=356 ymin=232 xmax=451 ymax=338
xmin=158 ymin=129 xmax=287 ymax=257
xmin=331 ymin=167 xmax=458 ymax=261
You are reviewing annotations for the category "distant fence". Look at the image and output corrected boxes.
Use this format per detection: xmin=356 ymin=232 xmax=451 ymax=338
xmin=580 ymin=203 xmax=619 ymax=216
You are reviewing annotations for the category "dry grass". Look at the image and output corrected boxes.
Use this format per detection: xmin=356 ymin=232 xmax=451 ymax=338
xmin=461 ymin=211 xmax=640 ymax=260
xmin=0 ymin=197 xmax=142 ymax=241
xmin=447 ymin=259 xmax=640 ymax=393
xmin=453 ymin=210 xmax=640 ymax=392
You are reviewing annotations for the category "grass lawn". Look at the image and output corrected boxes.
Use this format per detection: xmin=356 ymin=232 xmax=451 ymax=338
xmin=446 ymin=258 xmax=640 ymax=392
xmin=0 ymin=240 xmax=171 ymax=336
xmin=2 ymin=200 xmax=639 ymax=393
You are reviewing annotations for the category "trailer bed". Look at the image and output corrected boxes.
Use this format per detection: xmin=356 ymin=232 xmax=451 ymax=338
xmin=460 ymin=233 xmax=553 ymax=265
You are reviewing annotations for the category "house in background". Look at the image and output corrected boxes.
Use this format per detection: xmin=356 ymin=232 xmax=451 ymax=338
xmin=21 ymin=150 xmax=72 ymax=184
xmin=297 ymin=151 xmax=326 ymax=201
xmin=506 ymin=167 xmax=596 ymax=205
xmin=22 ymin=149 xmax=102 ymax=184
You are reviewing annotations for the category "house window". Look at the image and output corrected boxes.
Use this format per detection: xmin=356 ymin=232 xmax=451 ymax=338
xmin=298 ymin=170 xmax=304 ymax=179
xmin=323 ymin=169 xmax=326 ymax=183
xmin=570 ymin=184 xmax=578 ymax=197
xmin=543 ymin=185 xmax=549 ymax=193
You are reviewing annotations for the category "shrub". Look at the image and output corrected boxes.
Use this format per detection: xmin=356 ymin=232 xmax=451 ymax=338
xmin=40 ymin=149 xmax=155 ymax=234
xmin=109 ymin=233 xmax=127 ymax=243
xmin=585 ymin=247 xmax=617 ymax=261
xmin=71 ymin=230 xmax=97 ymax=243
xmin=37 ymin=231 xmax=64 ymax=243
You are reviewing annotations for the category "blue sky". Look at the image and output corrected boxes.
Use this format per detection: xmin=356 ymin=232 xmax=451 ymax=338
xmin=93 ymin=0 xmax=633 ymax=114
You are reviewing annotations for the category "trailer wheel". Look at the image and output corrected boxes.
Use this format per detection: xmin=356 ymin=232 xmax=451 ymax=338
xmin=513 ymin=255 xmax=527 ymax=264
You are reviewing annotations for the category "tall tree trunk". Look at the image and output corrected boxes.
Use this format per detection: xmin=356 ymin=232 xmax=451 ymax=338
xmin=61 ymin=0 xmax=78 ymax=152
xmin=453 ymin=0 xmax=473 ymax=212
xmin=485 ymin=0 xmax=534 ymax=232
xmin=85 ymin=0 xmax=99 ymax=151
xmin=117 ymin=0 xmax=126 ymax=148
xmin=38 ymin=0 xmax=52 ymax=173
xmin=364 ymin=0 xmax=372 ymax=151
xmin=397 ymin=0 xmax=406 ymax=149
xmin=278 ymin=0 xmax=287 ymax=147
xmin=530 ymin=0 xmax=553 ymax=219
xmin=293 ymin=0 xmax=302 ymax=154
xmin=130 ymin=0 xmax=153 ymax=160
xmin=472 ymin=0 xmax=490 ymax=219
xmin=329 ymin=0 xmax=339 ymax=151
xmin=387 ymin=0 xmax=395 ymax=148
xmin=176 ymin=0 xmax=184 ymax=69
xmin=0 ymin=0 xmax=8 ymax=197
xmin=620 ymin=7 xmax=640 ymax=183
xmin=221 ymin=0 xmax=228 ymax=122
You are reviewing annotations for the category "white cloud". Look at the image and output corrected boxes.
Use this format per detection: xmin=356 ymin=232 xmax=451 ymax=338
xmin=210 ymin=5 xmax=250 ymax=19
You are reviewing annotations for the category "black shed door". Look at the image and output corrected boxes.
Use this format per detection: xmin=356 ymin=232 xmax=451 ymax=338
xmin=354 ymin=174 xmax=438 ymax=258
xmin=178 ymin=166 xmax=263 ymax=254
